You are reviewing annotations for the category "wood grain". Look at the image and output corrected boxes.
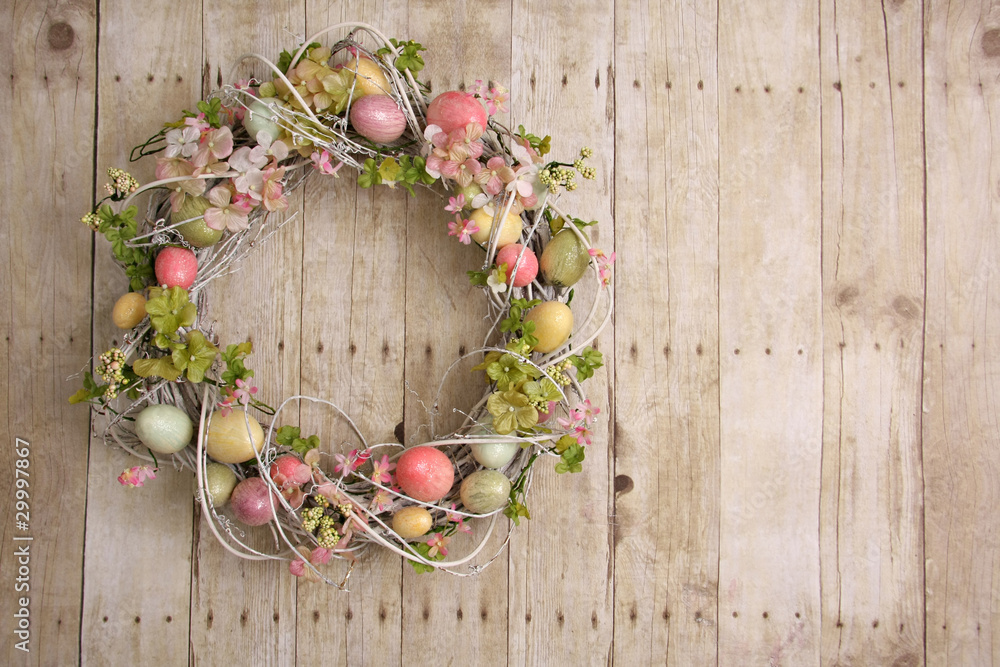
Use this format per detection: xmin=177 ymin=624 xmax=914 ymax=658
xmin=613 ymin=0 xmax=721 ymax=663
xmin=9 ymin=1 xmax=1000 ymax=665
xmin=295 ymin=5 xmax=409 ymax=664
xmin=401 ymin=3 xmax=513 ymax=664
xmin=717 ymin=1 xmax=824 ymax=663
xmin=818 ymin=0 xmax=926 ymax=664
xmin=80 ymin=1 xmax=201 ymax=663
xmin=924 ymin=1 xmax=1000 ymax=664
xmin=0 ymin=2 xmax=95 ymax=665
xmin=186 ymin=3 xmax=303 ymax=665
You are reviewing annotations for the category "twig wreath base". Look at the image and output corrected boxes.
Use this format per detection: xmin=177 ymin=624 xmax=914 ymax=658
xmin=75 ymin=22 xmax=614 ymax=589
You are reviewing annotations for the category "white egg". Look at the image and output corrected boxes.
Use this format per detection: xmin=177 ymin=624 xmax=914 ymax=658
xmin=471 ymin=441 xmax=520 ymax=469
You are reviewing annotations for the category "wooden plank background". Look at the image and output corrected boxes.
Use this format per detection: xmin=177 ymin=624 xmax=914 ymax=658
xmin=2 ymin=0 xmax=998 ymax=664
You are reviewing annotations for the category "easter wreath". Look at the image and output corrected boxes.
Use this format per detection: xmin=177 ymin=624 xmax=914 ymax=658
xmin=73 ymin=23 xmax=613 ymax=587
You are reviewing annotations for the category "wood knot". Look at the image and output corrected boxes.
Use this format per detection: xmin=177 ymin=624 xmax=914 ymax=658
xmin=614 ymin=474 xmax=634 ymax=495
xmin=48 ymin=22 xmax=75 ymax=50
xmin=983 ymin=29 xmax=1000 ymax=57
xmin=836 ymin=285 xmax=859 ymax=306
xmin=892 ymin=295 xmax=921 ymax=320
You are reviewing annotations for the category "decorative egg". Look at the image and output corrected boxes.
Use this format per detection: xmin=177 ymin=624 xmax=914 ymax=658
xmin=112 ymin=292 xmax=147 ymax=329
xmin=471 ymin=440 xmax=520 ymax=469
xmin=460 ymin=470 xmax=511 ymax=514
xmin=392 ymin=506 xmax=433 ymax=538
xmin=171 ymin=195 xmax=222 ymax=248
xmin=243 ymin=98 xmax=282 ymax=143
xmin=134 ymin=404 xmax=194 ymax=454
xmin=426 ymin=91 xmax=488 ymax=134
xmin=344 ymin=56 xmax=391 ymax=97
xmin=396 ymin=446 xmax=455 ymax=503
xmin=495 ymin=244 xmax=538 ymax=287
xmin=540 ymin=229 xmax=589 ymax=287
xmin=349 ymin=95 xmax=406 ymax=144
xmin=205 ymin=462 xmax=238 ymax=506
xmin=469 ymin=207 xmax=522 ymax=248
xmin=154 ymin=246 xmax=198 ymax=290
xmin=524 ymin=301 xmax=573 ymax=353
xmin=230 ymin=477 xmax=276 ymax=526
xmin=206 ymin=410 xmax=265 ymax=464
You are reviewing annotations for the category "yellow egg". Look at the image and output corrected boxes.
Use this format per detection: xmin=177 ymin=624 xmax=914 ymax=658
xmin=392 ymin=506 xmax=433 ymax=539
xmin=112 ymin=292 xmax=147 ymax=329
xmin=469 ymin=207 xmax=522 ymax=248
xmin=206 ymin=410 xmax=265 ymax=464
xmin=345 ymin=56 xmax=391 ymax=97
xmin=524 ymin=301 xmax=573 ymax=353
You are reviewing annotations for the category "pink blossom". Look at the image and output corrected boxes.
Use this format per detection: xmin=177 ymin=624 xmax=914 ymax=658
xmin=472 ymin=79 xmax=489 ymax=98
xmin=204 ymin=185 xmax=252 ymax=232
xmin=484 ymin=86 xmax=509 ymax=115
xmin=453 ymin=158 xmax=482 ymax=188
xmin=448 ymin=123 xmax=485 ymax=160
xmin=289 ymin=546 xmax=333 ymax=582
xmin=475 ymin=156 xmax=515 ymax=196
xmin=444 ymin=194 xmax=466 ymax=214
xmin=218 ymin=389 xmax=236 ymax=417
xmin=572 ymin=399 xmax=600 ymax=426
xmin=447 ymin=215 xmax=479 ymax=245
xmin=184 ymin=113 xmax=210 ymax=134
xmin=370 ymin=454 xmax=396 ymax=485
xmin=426 ymin=533 xmax=450 ymax=558
xmin=261 ymin=166 xmax=288 ymax=212
xmin=311 ymin=150 xmax=342 ymax=176
xmin=370 ymin=488 xmax=394 ymax=513
xmin=447 ymin=503 xmax=472 ymax=534
xmin=589 ymin=248 xmax=616 ymax=286
xmin=191 ymin=126 xmax=234 ymax=167
xmin=155 ymin=157 xmax=206 ymax=211
xmin=574 ymin=425 xmax=594 ymax=446
xmin=118 ymin=465 xmax=156 ymax=488
xmin=233 ymin=378 xmax=258 ymax=406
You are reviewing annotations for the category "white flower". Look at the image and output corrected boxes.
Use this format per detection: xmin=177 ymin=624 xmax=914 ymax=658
xmin=164 ymin=126 xmax=200 ymax=159
xmin=487 ymin=270 xmax=507 ymax=294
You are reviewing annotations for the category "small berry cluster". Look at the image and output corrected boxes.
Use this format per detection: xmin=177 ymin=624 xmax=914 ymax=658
xmin=96 ymin=348 xmax=127 ymax=399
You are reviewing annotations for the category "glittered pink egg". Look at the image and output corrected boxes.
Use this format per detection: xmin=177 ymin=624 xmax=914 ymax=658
xmin=396 ymin=446 xmax=455 ymax=503
xmin=155 ymin=246 xmax=198 ymax=289
xmin=230 ymin=477 xmax=276 ymax=526
xmin=349 ymin=95 xmax=407 ymax=143
xmin=426 ymin=91 xmax=488 ymax=135
xmin=495 ymin=244 xmax=538 ymax=287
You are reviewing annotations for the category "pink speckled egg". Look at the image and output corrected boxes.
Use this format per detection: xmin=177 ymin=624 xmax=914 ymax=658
xmin=495 ymin=244 xmax=538 ymax=287
xmin=426 ymin=91 xmax=488 ymax=135
xmin=396 ymin=446 xmax=455 ymax=503
xmin=155 ymin=246 xmax=198 ymax=289
xmin=349 ymin=95 xmax=406 ymax=144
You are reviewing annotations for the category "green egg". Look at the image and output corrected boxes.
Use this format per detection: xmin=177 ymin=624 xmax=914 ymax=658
xmin=460 ymin=469 xmax=511 ymax=514
xmin=243 ymin=98 xmax=282 ymax=143
xmin=204 ymin=462 xmax=238 ymax=506
xmin=135 ymin=404 xmax=194 ymax=454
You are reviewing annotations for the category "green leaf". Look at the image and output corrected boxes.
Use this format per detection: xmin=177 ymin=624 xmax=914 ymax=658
xmin=569 ymin=347 xmax=604 ymax=381
xmin=291 ymin=434 xmax=320 ymax=455
xmin=357 ymin=158 xmax=382 ymax=189
xmin=467 ymin=269 xmax=489 ymax=287
xmin=171 ymin=330 xmax=218 ymax=383
xmin=276 ymin=425 xmax=302 ymax=448
xmin=556 ymin=443 xmax=585 ymax=474
xmin=145 ymin=286 xmax=197 ymax=334
xmin=133 ymin=356 xmax=183 ymax=382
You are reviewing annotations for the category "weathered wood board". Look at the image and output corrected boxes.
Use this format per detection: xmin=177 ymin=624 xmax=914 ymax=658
xmin=2 ymin=1 xmax=999 ymax=665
